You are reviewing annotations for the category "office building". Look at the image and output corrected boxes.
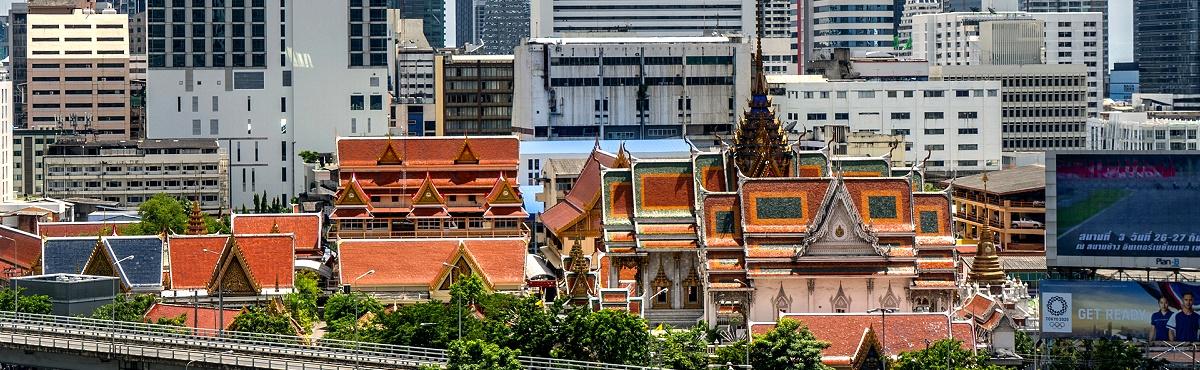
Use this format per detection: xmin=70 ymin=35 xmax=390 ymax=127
xmin=436 ymin=54 xmax=515 ymax=136
xmin=943 ymin=0 xmax=1018 ymax=11
xmin=8 ymin=3 xmax=27 ymax=128
xmin=0 ymin=16 xmax=9 ymax=60
xmin=391 ymin=0 xmax=446 ymax=48
xmin=26 ymin=6 xmax=131 ymax=138
xmin=456 ymin=0 xmax=476 ymax=47
xmin=146 ymin=1 xmax=390 ymax=209
xmin=531 ymin=0 xmax=754 ymax=37
xmin=1020 ymin=0 xmax=1107 ymax=82
xmin=911 ymin=11 xmax=1104 ymax=116
xmin=808 ymin=0 xmax=897 ymax=58
xmin=898 ymin=0 xmax=941 ymax=50
xmin=1109 ymin=62 xmax=1138 ymax=102
xmin=1135 ymin=0 xmax=1200 ymax=95
xmin=512 ymin=37 xmax=750 ymax=141
xmin=767 ymin=75 xmax=1003 ymax=173
xmin=392 ymin=18 xmax=437 ymax=136
xmin=0 ymin=73 xmax=12 ymax=202
xmin=12 ymin=128 xmax=64 ymax=197
xmin=932 ymin=64 xmax=1089 ymax=151
xmin=41 ymin=138 xmax=229 ymax=211
xmin=476 ymin=0 xmax=528 ymax=55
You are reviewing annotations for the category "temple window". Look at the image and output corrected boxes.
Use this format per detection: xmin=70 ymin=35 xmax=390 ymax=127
xmin=417 ymin=220 xmax=440 ymax=230
xmin=651 ymin=262 xmax=673 ymax=309
xmin=914 ymin=297 xmax=931 ymax=312
xmin=682 ymin=268 xmax=701 ymax=309
xmin=496 ymin=219 xmax=518 ymax=229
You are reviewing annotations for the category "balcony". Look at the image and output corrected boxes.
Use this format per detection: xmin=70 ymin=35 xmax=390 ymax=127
xmin=953 ymin=212 xmax=1003 ymax=229
xmin=329 ymin=217 xmax=528 ymax=239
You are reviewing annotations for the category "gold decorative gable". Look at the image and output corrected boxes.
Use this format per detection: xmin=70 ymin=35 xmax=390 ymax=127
xmin=612 ymin=143 xmax=630 ymax=169
xmin=413 ymin=174 xmax=446 ymax=206
xmin=455 ymin=139 xmax=480 ymax=164
xmin=377 ymin=140 xmax=404 ymax=165
xmin=208 ymin=239 xmax=260 ymax=295
xmin=335 ymin=177 xmax=369 ymax=206
xmin=82 ymin=239 xmax=116 ymax=278
xmin=486 ymin=177 xmax=522 ymax=205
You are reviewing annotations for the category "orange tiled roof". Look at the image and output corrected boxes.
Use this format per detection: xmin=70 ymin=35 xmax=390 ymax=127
xmin=543 ymin=149 xmax=617 ymax=235
xmin=37 ymin=221 xmax=136 ymax=237
xmin=337 ymin=137 xmax=519 ymax=168
xmin=231 ymin=213 xmax=322 ymax=255
xmin=753 ymin=313 xmax=975 ymax=360
xmin=957 ymin=294 xmax=997 ymax=320
xmin=0 ymin=225 xmax=43 ymax=270
xmin=338 ymin=238 xmax=527 ymax=289
xmin=143 ymin=303 xmax=241 ymax=335
xmin=167 ymin=235 xmax=226 ymax=289
xmin=228 ymin=234 xmax=295 ymax=290
xmin=740 ymin=179 xmax=830 ymax=234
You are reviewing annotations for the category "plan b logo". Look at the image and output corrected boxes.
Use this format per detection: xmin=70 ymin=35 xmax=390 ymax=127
xmin=1043 ymin=293 xmax=1073 ymax=334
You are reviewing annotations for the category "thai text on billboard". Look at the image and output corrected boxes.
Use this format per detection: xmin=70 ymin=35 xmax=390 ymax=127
xmin=1042 ymin=280 xmax=1200 ymax=342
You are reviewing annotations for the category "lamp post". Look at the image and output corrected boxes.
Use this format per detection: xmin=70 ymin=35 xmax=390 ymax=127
xmin=868 ymin=308 xmax=898 ymax=370
xmin=351 ymin=269 xmax=375 ymax=370
xmin=442 ymin=262 xmax=462 ymax=340
xmin=202 ymin=248 xmax=223 ymax=335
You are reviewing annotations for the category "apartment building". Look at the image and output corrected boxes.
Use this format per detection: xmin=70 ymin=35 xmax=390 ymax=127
xmin=945 ymin=165 xmax=1046 ymax=252
xmin=436 ymin=54 xmax=515 ymax=136
xmin=931 ymin=64 xmax=1089 ymax=151
xmin=42 ymin=138 xmax=229 ymax=211
xmin=512 ymin=37 xmax=750 ymax=141
xmin=146 ymin=0 xmax=389 ymax=208
xmin=808 ymin=0 xmax=897 ymax=58
xmin=476 ymin=0 xmax=529 ymax=55
xmin=26 ymin=7 xmax=131 ymax=138
xmin=0 ymin=73 xmax=12 ymax=202
xmin=767 ymin=75 xmax=1003 ymax=173
xmin=530 ymin=0 xmax=754 ymax=37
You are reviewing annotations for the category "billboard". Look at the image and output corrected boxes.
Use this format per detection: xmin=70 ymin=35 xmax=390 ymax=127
xmin=1048 ymin=152 xmax=1200 ymax=269
xmin=1042 ymin=280 xmax=1200 ymax=342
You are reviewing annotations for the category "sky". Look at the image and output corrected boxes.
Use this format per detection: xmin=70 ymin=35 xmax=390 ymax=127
xmin=0 ymin=0 xmax=1133 ymax=67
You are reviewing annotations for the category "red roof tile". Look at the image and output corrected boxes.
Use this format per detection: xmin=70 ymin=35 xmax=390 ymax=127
xmin=957 ymin=294 xmax=997 ymax=320
xmin=143 ymin=303 xmax=241 ymax=335
xmin=543 ymin=149 xmax=616 ymax=235
xmin=0 ymin=225 xmax=43 ymax=270
xmin=843 ymin=178 xmax=914 ymax=233
xmin=740 ymin=179 xmax=830 ymax=234
xmin=167 ymin=235 xmax=226 ymax=289
xmin=37 ymin=221 xmax=136 ymax=238
xmin=231 ymin=213 xmax=322 ymax=255
xmin=339 ymin=238 xmax=527 ymax=290
xmin=232 ymin=234 xmax=295 ymax=290
xmin=337 ymin=137 xmax=519 ymax=168
xmin=753 ymin=313 xmax=975 ymax=360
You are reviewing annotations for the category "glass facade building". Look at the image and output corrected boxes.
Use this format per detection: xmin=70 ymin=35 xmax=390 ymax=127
xmin=1135 ymin=0 xmax=1200 ymax=95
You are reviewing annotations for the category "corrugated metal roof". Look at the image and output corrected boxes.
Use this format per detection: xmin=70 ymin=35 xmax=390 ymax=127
xmin=945 ymin=165 xmax=1045 ymax=195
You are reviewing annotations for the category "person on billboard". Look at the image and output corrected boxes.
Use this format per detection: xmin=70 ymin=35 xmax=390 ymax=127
xmin=1151 ymin=297 xmax=1175 ymax=341
xmin=1169 ymin=292 xmax=1199 ymax=341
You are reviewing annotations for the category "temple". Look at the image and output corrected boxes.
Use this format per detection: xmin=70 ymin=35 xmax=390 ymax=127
xmin=541 ymin=5 xmax=958 ymax=329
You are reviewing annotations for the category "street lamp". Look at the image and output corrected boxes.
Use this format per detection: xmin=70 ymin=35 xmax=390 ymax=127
xmin=202 ymin=249 xmax=223 ymax=335
xmin=351 ymin=269 xmax=375 ymax=370
xmin=442 ymin=262 xmax=462 ymax=340
xmin=868 ymin=308 xmax=898 ymax=369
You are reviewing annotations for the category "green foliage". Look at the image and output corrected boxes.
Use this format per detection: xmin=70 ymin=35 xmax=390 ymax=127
xmin=447 ymin=339 xmax=524 ymax=370
xmin=284 ymin=271 xmax=320 ymax=334
xmin=119 ymin=194 xmax=188 ymax=234
xmin=713 ymin=340 xmax=749 ymax=366
xmin=92 ymin=294 xmax=157 ymax=322
xmin=1015 ymin=330 xmax=1034 ymax=357
xmin=324 ymin=292 xmax=383 ymax=327
xmin=892 ymin=339 xmax=999 ymax=370
xmin=0 ymin=287 xmax=53 ymax=314
xmin=553 ymin=307 xmax=650 ymax=365
xmin=1044 ymin=338 xmax=1165 ymax=370
xmin=450 ymin=273 xmax=487 ymax=307
xmin=749 ymin=318 xmax=831 ymax=370
xmin=228 ymin=304 xmax=297 ymax=336
xmin=298 ymin=150 xmax=321 ymax=164
xmin=482 ymin=296 xmax=559 ymax=358
xmin=375 ymin=301 xmax=458 ymax=348
xmin=651 ymin=324 xmax=709 ymax=370
xmin=155 ymin=313 xmax=188 ymax=326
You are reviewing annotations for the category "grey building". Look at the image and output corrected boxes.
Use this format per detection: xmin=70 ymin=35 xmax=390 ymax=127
xmin=476 ymin=0 xmax=528 ymax=55
xmin=11 ymin=274 xmax=119 ymax=317
xmin=1134 ymin=0 xmax=1200 ymax=95
xmin=455 ymin=0 xmax=475 ymax=47
xmin=391 ymin=0 xmax=446 ymax=48
xmin=8 ymin=3 xmax=27 ymax=128
xmin=1021 ymin=0 xmax=1108 ymax=94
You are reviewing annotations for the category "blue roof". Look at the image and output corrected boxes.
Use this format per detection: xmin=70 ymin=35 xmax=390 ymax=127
xmin=42 ymin=238 xmax=98 ymax=275
xmin=519 ymin=139 xmax=691 ymax=156
xmin=105 ymin=237 xmax=164 ymax=289
xmin=520 ymin=185 xmax=545 ymax=214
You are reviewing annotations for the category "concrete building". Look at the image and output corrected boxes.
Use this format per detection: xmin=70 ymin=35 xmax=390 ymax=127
xmin=10 ymin=274 xmax=119 ymax=316
xmin=391 ymin=0 xmax=446 ymax=48
xmin=476 ymin=0 xmax=529 ymax=55
xmin=1020 ymin=0 xmax=1108 ymax=88
xmin=41 ymin=138 xmax=229 ymax=211
xmin=531 ymin=0 xmax=754 ymax=38
xmin=1134 ymin=0 xmax=1200 ymax=95
xmin=436 ymin=54 xmax=515 ymax=136
xmin=944 ymin=165 xmax=1046 ymax=252
xmin=910 ymin=11 xmax=1104 ymax=116
xmin=931 ymin=64 xmax=1088 ymax=151
xmin=11 ymin=128 xmax=63 ymax=197
xmin=26 ymin=6 xmax=131 ymax=138
xmin=804 ymin=48 xmax=930 ymax=80
xmin=513 ymin=37 xmax=750 ymax=141
xmin=898 ymin=0 xmax=942 ymax=51
xmin=767 ymin=74 xmax=1003 ymax=173
xmin=8 ymin=3 xmax=27 ymax=128
xmin=391 ymin=18 xmax=437 ymax=136
xmin=1109 ymin=62 xmax=1138 ymax=102
xmin=808 ymin=0 xmax=897 ymax=58
xmin=1087 ymin=111 xmax=1200 ymax=151
xmin=146 ymin=1 xmax=390 ymax=209
xmin=0 ymin=73 xmax=12 ymax=202
xmin=943 ymin=0 xmax=1018 ymax=11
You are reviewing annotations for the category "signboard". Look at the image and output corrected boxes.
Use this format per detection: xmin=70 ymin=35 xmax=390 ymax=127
xmin=1042 ymin=280 xmax=1200 ymax=342
xmin=1048 ymin=152 xmax=1200 ymax=269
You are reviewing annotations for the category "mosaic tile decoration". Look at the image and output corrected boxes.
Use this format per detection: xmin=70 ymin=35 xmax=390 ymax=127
xmin=755 ymin=197 xmax=803 ymax=219
xmin=867 ymin=196 xmax=898 ymax=219
xmin=693 ymin=153 xmax=727 ymax=192
xmin=795 ymin=152 xmax=828 ymax=177
xmin=919 ymin=211 xmax=939 ymax=234
xmin=714 ymin=211 xmax=735 ymax=234
xmin=837 ymin=159 xmax=891 ymax=177
xmin=633 ymin=162 xmax=694 ymax=218
xmin=602 ymin=170 xmax=634 ymax=226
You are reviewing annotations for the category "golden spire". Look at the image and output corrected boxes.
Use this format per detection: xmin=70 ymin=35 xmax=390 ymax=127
xmin=731 ymin=0 xmax=791 ymax=178
xmin=971 ymin=171 xmax=1005 ymax=284
xmin=568 ymin=238 xmax=589 ymax=298
xmin=186 ymin=200 xmax=206 ymax=235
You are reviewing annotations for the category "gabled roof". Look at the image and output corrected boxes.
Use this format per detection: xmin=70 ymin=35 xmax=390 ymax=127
xmin=103 ymin=236 xmax=165 ymax=290
xmin=335 ymin=175 xmax=371 ymax=207
xmin=208 ymin=234 xmax=295 ymax=294
xmin=750 ymin=313 xmax=975 ymax=365
xmin=485 ymin=175 xmax=522 ymax=207
xmin=166 ymin=235 xmax=227 ymax=290
xmin=337 ymin=136 xmax=519 ymax=168
xmin=412 ymin=173 xmax=447 ymax=206
xmin=338 ymin=238 xmax=527 ymax=290
xmin=37 ymin=221 xmax=136 ymax=237
xmin=143 ymin=303 xmax=241 ymax=335
xmin=231 ymin=213 xmax=322 ymax=255
xmin=542 ymin=148 xmax=617 ymax=236
xmin=42 ymin=237 xmax=102 ymax=275
xmin=0 ymin=225 xmax=43 ymax=270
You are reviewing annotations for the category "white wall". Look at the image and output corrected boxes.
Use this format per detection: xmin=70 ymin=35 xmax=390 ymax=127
xmin=0 ymin=78 xmax=11 ymax=202
xmin=749 ymin=277 xmax=913 ymax=322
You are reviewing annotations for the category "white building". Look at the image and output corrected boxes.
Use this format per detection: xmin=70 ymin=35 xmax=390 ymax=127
xmin=767 ymin=75 xmax=1003 ymax=173
xmin=146 ymin=1 xmax=390 ymax=208
xmin=0 ymin=72 xmax=12 ymax=202
xmin=808 ymin=0 xmax=897 ymax=59
xmin=1087 ymin=111 xmax=1200 ymax=151
xmin=910 ymin=11 xmax=1104 ymax=116
xmin=530 ymin=0 xmax=755 ymax=38
xmin=512 ymin=37 xmax=751 ymax=142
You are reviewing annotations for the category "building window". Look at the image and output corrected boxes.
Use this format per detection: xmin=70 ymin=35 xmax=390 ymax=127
xmin=210 ymin=119 xmax=219 ymax=134
xmin=890 ymin=112 xmax=910 ymax=120
xmin=958 ymin=144 xmax=978 ymax=150
xmin=350 ymin=95 xmax=364 ymax=110
xmin=369 ymin=94 xmax=383 ymax=110
xmin=212 ymin=96 xmax=219 ymax=111
xmin=192 ymin=119 xmax=201 ymax=135
xmin=924 ymin=112 xmax=945 ymax=119
xmin=924 ymin=129 xmax=944 ymax=135
xmin=192 ymin=96 xmax=199 ymax=112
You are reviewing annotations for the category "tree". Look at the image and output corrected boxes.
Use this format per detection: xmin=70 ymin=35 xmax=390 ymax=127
xmin=1044 ymin=338 xmax=1165 ymax=370
xmin=324 ymin=292 xmax=383 ymax=326
xmin=228 ymin=304 xmax=297 ymax=337
xmin=119 ymin=194 xmax=188 ymax=235
xmin=375 ymin=301 xmax=458 ymax=348
xmin=892 ymin=339 xmax=1003 ymax=370
xmin=450 ymin=273 xmax=487 ymax=308
xmin=253 ymin=193 xmax=262 ymax=213
xmin=92 ymin=294 xmax=157 ymax=322
xmin=651 ymin=324 xmax=709 ymax=370
xmin=446 ymin=339 xmax=524 ymax=370
xmin=553 ymin=307 xmax=650 ymax=365
xmin=749 ymin=318 xmax=831 ymax=370
xmin=298 ymin=150 xmax=321 ymax=164
xmin=155 ymin=313 xmax=188 ymax=326
xmin=483 ymin=296 xmax=559 ymax=358
xmin=0 ymin=287 xmax=53 ymax=314
xmin=284 ymin=271 xmax=320 ymax=333
xmin=713 ymin=340 xmax=750 ymax=367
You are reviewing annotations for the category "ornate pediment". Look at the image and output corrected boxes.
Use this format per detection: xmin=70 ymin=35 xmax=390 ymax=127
xmin=82 ymin=239 xmax=117 ymax=278
xmin=454 ymin=138 xmax=480 ymax=164
xmin=209 ymin=239 xmax=260 ymax=295
xmin=412 ymin=174 xmax=446 ymax=206
xmin=486 ymin=176 xmax=522 ymax=206
xmin=804 ymin=179 xmax=883 ymax=257
xmin=377 ymin=139 xmax=404 ymax=165
xmin=336 ymin=175 xmax=370 ymax=206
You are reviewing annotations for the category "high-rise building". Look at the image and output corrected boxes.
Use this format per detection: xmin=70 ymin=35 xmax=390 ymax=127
xmin=898 ymin=0 xmax=941 ymax=50
xmin=391 ymin=0 xmax=446 ymax=48
xmin=476 ymin=0 xmax=528 ymax=55
xmin=455 ymin=0 xmax=476 ymax=47
xmin=1134 ymin=0 xmax=1200 ymax=95
xmin=808 ymin=0 xmax=898 ymax=59
xmin=146 ymin=0 xmax=390 ymax=208
xmin=391 ymin=18 xmax=437 ymax=136
xmin=943 ymin=0 xmax=1017 ymax=11
xmin=8 ymin=3 xmax=28 ymax=128
xmin=531 ymin=0 xmax=754 ymax=37
xmin=436 ymin=55 xmax=515 ymax=136
xmin=0 ymin=72 xmax=13 ymax=202
xmin=26 ymin=6 xmax=131 ymax=139
xmin=1021 ymin=0 xmax=1108 ymax=99
xmin=1108 ymin=62 xmax=1138 ymax=101
xmin=0 ymin=16 xmax=10 ymax=61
